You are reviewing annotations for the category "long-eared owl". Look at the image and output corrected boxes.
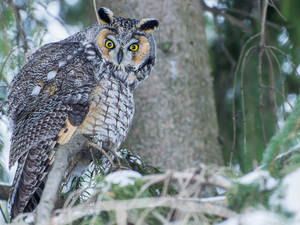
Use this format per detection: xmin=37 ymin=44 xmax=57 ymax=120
xmin=5 ymin=7 xmax=159 ymax=220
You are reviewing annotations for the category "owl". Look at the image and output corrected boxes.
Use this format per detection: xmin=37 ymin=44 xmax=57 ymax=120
xmin=5 ymin=7 xmax=159 ymax=220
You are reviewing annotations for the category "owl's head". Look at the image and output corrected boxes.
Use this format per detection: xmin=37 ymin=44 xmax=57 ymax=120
xmin=95 ymin=7 xmax=159 ymax=85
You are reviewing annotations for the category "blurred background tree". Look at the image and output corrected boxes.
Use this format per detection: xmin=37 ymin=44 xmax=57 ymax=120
xmin=202 ymin=0 xmax=300 ymax=173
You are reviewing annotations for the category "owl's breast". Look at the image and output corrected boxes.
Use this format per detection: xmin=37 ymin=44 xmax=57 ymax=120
xmin=75 ymin=75 xmax=134 ymax=151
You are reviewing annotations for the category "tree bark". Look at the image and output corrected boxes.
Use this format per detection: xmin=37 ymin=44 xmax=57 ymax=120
xmin=94 ymin=0 xmax=222 ymax=170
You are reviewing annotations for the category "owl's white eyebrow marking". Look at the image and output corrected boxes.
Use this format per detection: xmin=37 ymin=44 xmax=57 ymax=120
xmin=31 ymin=85 xmax=41 ymax=96
xmin=47 ymin=71 xmax=57 ymax=81
xmin=127 ymin=39 xmax=139 ymax=46
xmin=59 ymin=60 xmax=66 ymax=67
xmin=106 ymin=35 xmax=117 ymax=43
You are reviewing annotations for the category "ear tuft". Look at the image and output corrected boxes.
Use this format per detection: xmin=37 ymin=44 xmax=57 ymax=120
xmin=97 ymin=7 xmax=114 ymax=25
xmin=137 ymin=19 xmax=159 ymax=34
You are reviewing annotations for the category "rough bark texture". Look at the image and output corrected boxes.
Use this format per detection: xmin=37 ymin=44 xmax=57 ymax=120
xmin=95 ymin=0 xmax=222 ymax=170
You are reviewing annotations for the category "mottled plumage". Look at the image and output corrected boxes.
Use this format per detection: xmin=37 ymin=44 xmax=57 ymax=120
xmin=5 ymin=7 xmax=158 ymax=220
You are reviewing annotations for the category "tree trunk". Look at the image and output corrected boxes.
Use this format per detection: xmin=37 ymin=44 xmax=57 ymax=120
xmin=95 ymin=0 xmax=222 ymax=170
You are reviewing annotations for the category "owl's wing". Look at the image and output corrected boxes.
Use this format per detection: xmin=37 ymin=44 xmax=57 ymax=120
xmin=6 ymin=41 xmax=103 ymax=220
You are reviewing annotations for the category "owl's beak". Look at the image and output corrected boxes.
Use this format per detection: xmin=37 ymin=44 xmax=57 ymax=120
xmin=117 ymin=49 xmax=123 ymax=64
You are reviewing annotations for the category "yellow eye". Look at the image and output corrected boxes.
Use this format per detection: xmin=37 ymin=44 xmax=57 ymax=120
xmin=129 ymin=44 xmax=139 ymax=51
xmin=105 ymin=40 xmax=114 ymax=49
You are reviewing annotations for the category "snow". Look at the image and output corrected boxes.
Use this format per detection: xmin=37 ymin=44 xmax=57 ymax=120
xmin=24 ymin=215 xmax=35 ymax=223
xmin=104 ymin=170 xmax=142 ymax=187
xmin=214 ymin=175 xmax=229 ymax=194
xmin=237 ymin=168 xmax=277 ymax=191
xmin=275 ymin=142 xmax=300 ymax=160
xmin=217 ymin=210 xmax=294 ymax=225
xmin=269 ymin=167 xmax=300 ymax=220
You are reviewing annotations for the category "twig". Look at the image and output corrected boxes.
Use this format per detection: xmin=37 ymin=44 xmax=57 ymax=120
xmin=11 ymin=212 xmax=35 ymax=223
xmin=35 ymin=2 xmax=71 ymax=35
xmin=267 ymin=45 xmax=300 ymax=77
xmin=201 ymin=3 xmax=251 ymax=32
xmin=136 ymin=207 xmax=155 ymax=225
xmin=258 ymin=0 xmax=261 ymax=20
xmin=161 ymin=171 xmax=172 ymax=197
xmin=257 ymin=0 xmax=269 ymax=148
xmin=267 ymin=48 xmax=286 ymax=120
xmin=63 ymin=189 xmax=84 ymax=209
xmin=230 ymin=32 xmax=261 ymax=166
xmin=93 ymin=0 xmax=100 ymax=26
xmin=133 ymin=173 xmax=169 ymax=200
xmin=9 ymin=1 xmax=28 ymax=53
xmin=287 ymin=116 xmax=300 ymax=139
xmin=269 ymin=147 xmax=280 ymax=171
xmin=258 ymin=49 xmax=267 ymax=148
xmin=105 ymin=146 xmax=121 ymax=166
xmin=152 ymin=211 xmax=169 ymax=224
xmin=0 ymin=0 xmax=10 ymax=21
xmin=241 ymin=45 xmax=257 ymax=155
xmin=143 ymin=172 xmax=232 ymax=190
xmin=87 ymin=141 xmax=119 ymax=167
xmin=260 ymin=0 xmax=269 ymax=46
xmin=269 ymin=0 xmax=287 ymax=21
xmin=259 ymin=103 xmax=267 ymax=148
xmin=268 ymin=115 xmax=300 ymax=171
xmin=116 ymin=209 xmax=127 ymax=225
xmin=260 ymin=84 xmax=293 ymax=109
xmin=53 ymin=197 xmax=238 ymax=225
xmin=223 ymin=7 xmax=289 ymax=30
xmin=213 ymin=17 xmax=236 ymax=67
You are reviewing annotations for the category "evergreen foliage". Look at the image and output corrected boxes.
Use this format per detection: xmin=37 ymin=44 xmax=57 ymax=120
xmin=261 ymin=94 xmax=300 ymax=172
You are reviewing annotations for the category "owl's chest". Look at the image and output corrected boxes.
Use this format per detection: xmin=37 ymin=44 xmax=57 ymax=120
xmin=75 ymin=77 xmax=134 ymax=150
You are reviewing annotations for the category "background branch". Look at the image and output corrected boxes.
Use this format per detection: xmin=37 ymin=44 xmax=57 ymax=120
xmin=9 ymin=1 xmax=28 ymax=53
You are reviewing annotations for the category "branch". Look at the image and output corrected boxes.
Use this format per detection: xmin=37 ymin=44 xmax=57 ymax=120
xmin=259 ymin=0 xmax=269 ymax=47
xmin=269 ymin=0 xmax=287 ymax=22
xmin=143 ymin=172 xmax=232 ymax=190
xmin=9 ymin=1 xmax=28 ymax=53
xmin=53 ymin=197 xmax=237 ymax=225
xmin=36 ymin=134 xmax=89 ymax=225
xmin=0 ymin=0 xmax=10 ymax=21
xmin=201 ymin=3 xmax=250 ymax=32
xmin=201 ymin=2 xmax=287 ymax=31
xmin=230 ymin=32 xmax=261 ymax=165
xmin=256 ymin=0 xmax=269 ymax=149
xmin=0 ymin=46 xmax=23 ymax=85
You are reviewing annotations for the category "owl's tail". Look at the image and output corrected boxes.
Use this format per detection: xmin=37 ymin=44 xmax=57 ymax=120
xmin=8 ymin=144 xmax=55 ymax=221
